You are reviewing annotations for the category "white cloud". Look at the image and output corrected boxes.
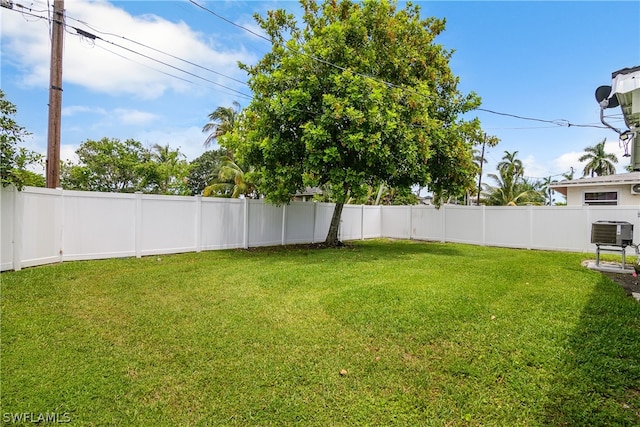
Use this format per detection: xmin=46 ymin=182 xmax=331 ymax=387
xmin=61 ymin=144 xmax=80 ymax=164
xmin=134 ymin=126 xmax=209 ymax=161
xmin=113 ymin=109 xmax=159 ymax=125
xmin=62 ymin=105 xmax=107 ymax=116
xmin=1 ymin=0 xmax=254 ymax=99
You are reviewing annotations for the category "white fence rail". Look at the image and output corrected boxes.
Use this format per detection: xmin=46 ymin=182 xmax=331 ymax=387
xmin=1 ymin=186 xmax=639 ymax=271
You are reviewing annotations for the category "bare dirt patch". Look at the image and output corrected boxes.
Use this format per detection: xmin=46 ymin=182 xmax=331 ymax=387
xmin=601 ymin=270 xmax=640 ymax=297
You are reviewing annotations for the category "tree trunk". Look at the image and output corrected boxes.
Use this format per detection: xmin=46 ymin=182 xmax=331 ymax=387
xmin=324 ymin=202 xmax=344 ymax=246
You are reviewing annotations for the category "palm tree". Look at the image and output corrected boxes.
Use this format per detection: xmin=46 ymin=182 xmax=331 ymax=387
xmin=472 ymin=147 xmax=487 ymax=205
xmin=538 ymin=176 xmax=557 ymax=206
xmin=140 ymin=143 xmax=189 ymax=195
xmin=203 ymin=157 xmax=256 ymax=198
xmin=202 ymin=101 xmax=241 ymax=148
xmin=579 ymin=139 xmax=618 ymax=177
xmin=497 ymin=150 xmax=523 ymax=178
xmin=562 ymin=167 xmax=575 ymax=181
xmin=483 ymin=168 xmax=532 ymax=206
xmin=482 ymin=151 xmax=543 ymax=206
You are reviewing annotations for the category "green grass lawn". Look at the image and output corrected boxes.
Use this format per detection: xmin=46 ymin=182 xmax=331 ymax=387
xmin=1 ymin=240 xmax=639 ymax=426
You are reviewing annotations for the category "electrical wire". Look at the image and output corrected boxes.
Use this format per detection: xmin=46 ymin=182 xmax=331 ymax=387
xmin=64 ymin=13 xmax=249 ymax=86
xmin=84 ymin=30 xmax=252 ymax=98
xmin=93 ymin=43 xmax=251 ymax=100
xmin=7 ymin=1 xmax=627 ymax=132
xmin=186 ymin=0 xmax=270 ymax=42
xmin=4 ymin=5 xmax=253 ymax=100
xmin=187 ymin=0 xmax=619 ymax=132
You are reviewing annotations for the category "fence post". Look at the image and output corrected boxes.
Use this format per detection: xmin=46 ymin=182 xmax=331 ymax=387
xmin=12 ymin=186 xmax=23 ymax=271
xmin=361 ymin=204 xmax=365 ymax=240
xmin=58 ymin=188 xmax=64 ymax=263
xmin=408 ymin=205 xmax=413 ymax=240
xmin=312 ymin=202 xmax=317 ymax=244
xmin=481 ymin=205 xmax=486 ymax=246
xmin=243 ymin=198 xmax=249 ymax=249
xmin=527 ymin=205 xmax=533 ymax=250
xmin=441 ymin=204 xmax=446 ymax=243
xmin=195 ymin=195 xmax=202 ymax=253
xmin=135 ymin=192 xmax=142 ymax=258
xmin=584 ymin=205 xmax=592 ymax=253
xmin=281 ymin=204 xmax=287 ymax=246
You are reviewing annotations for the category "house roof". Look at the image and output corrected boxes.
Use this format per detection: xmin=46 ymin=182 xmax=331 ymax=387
xmin=550 ymin=172 xmax=640 ymax=196
xmin=294 ymin=187 xmax=323 ymax=197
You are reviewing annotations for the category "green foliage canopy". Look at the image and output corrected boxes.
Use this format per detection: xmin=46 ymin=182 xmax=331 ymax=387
xmin=223 ymin=0 xmax=483 ymax=243
xmin=186 ymin=149 xmax=228 ymax=195
xmin=224 ymin=0 xmax=482 ymax=206
xmin=62 ymin=137 xmax=149 ymax=193
xmin=1 ymin=90 xmax=43 ymax=189
xmin=61 ymin=138 xmax=190 ymax=194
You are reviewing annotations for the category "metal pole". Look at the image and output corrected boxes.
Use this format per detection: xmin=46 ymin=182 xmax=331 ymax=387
xmin=46 ymin=0 xmax=64 ymax=188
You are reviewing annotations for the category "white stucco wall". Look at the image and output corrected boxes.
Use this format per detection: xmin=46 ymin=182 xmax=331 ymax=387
xmin=566 ymin=184 xmax=640 ymax=206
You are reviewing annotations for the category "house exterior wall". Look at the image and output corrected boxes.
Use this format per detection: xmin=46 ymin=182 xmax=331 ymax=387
xmin=566 ymin=184 xmax=640 ymax=206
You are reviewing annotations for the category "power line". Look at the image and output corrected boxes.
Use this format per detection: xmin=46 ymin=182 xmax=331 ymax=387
xmin=64 ymin=13 xmax=249 ymax=86
xmin=92 ymin=43 xmax=250 ymax=100
xmin=9 ymin=1 xmax=623 ymax=133
xmin=4 ymin=5 xmax=253 ymax=99
xmin=186 ymin=0 xmax=270 ymax=42
xmin=186 ymin=0 xmax=617 ymax=132
xmin=82 ymin=29 xmax=252 ymax=98
xmin=476 ymin=108 xmax=610 ymax=130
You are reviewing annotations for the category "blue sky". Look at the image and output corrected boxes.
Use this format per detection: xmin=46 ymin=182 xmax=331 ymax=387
xmin=2 ymin=0 xmax=639 ymax=184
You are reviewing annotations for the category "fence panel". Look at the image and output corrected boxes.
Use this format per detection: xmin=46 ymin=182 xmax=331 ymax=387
xmin=484 ymin=207 xmax=531 ymax=249
xmin=381 ymin=206 xmax=410 ymax=239
xmin=285 ymin=202 xmax=316 ymax=244
xmin=313 ymin=203 xmax=334 ymax=243
xmin=62 ymin=191 xmax=136 ymax=261
xmin=200 ymin=198 xmax=245 ymax=250
xmin=363 ymin=206 xmax=382 ymax=239
xmin=530 ymin=207 xmax=586 ymax=251
xmin=1 ymin=187 xmax=15 ymax=270
xmin=443 ymin=205 xmax=483 ymax=245
xmin=140 ymin=195 xmax=198 ymax=256
xmin=2 ymin=186 xmax=639 ymax=272
xmin=340 ymin=205 xmax=364 ymax=241
xmin=19 ymin=188 xmax=63 ymax=268
xmin=411 ymin=206 xmax=442 ymax=241
xmin=248 ymin=200 xmax=283 ymax=247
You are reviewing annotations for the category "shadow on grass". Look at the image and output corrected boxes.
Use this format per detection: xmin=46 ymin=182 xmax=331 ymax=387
xmin=544 ymin=275 xmax=640 ymax=425
xmin=241 ymin=239 xmax=465 ymax=263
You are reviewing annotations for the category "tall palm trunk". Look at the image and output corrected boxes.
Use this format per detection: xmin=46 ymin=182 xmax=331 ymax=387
xmin=324 ymin=202 xmax=344 ymax=246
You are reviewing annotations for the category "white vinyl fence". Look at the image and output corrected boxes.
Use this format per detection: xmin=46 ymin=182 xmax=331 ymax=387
xmin=1 ymin=186 xmax=639 ymax=271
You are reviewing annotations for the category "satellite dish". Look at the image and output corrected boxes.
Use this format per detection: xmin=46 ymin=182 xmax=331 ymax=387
xmin=595 ymin=85 xmax=619 ymax=108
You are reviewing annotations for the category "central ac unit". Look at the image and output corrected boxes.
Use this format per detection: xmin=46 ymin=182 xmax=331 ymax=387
xmin=631 ymin=183 xmax=640 ymax=195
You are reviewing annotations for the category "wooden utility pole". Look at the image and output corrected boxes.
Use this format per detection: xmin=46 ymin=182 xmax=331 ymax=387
xmin=46 ymin=0 xmax=64 ymax=188
xmin=476 ymin=133 xmax=486 ymax=206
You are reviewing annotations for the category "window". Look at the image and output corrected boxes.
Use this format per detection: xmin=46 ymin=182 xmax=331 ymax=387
xmin=583 ymin=191 xmax=618 ymax=206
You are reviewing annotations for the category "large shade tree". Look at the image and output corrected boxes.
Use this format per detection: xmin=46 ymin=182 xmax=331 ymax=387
xmin=224 ymin=0 xmax=482 ymax=245
xmin=579 ymin=138 xmax=618 ymax=177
